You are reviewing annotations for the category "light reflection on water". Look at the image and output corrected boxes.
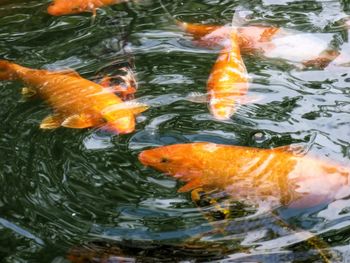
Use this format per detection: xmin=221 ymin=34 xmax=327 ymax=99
xmin=0 ymin=0 xmax=349 ymax=262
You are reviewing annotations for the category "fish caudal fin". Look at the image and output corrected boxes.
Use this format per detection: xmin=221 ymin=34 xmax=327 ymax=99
xmin=0 ymin=60 xmax=15 ymax=80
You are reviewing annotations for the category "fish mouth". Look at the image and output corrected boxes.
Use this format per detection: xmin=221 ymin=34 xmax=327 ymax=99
xmin=138 ymin=151 xmax=151 ymax=166
xmin=104 ymin=117 xmax=135 ymax=134
xmin=138 ymin=150 xmax=163 ymax=167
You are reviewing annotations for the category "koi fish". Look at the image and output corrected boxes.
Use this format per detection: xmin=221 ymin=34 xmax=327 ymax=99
xmin=139 ymin=142 xmax=350 ymax=209
xmin=207 ymin=29 xmax=249 ymax=120
xmin=47 ymin=0 xmax=127 ymax=16
xmin=0 ymin=60 xmax=147 ymax=133
xmin=178 ymin=21 xmax=339 ymax=68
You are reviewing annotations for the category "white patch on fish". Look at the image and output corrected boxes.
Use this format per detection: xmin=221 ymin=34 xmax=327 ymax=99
xmin=265 ymin=33 xmax=334 ymax=62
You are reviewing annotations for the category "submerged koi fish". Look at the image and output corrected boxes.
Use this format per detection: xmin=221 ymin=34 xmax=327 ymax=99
xmin=139 ymin=142 xmax=350 ymax=209
xmin=47 ymin=0 xmax=127 ymax=16
xmin=0 ymin=60 xmax=147 ymax=133
xmin=207 ymin=29 xmax=249 ymax=120
xmin=178 ymin=21 xmax=339 ymax=68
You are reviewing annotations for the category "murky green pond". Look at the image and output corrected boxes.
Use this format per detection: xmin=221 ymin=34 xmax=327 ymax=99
xmin=1 ymin=0 xmax=350 ymax=262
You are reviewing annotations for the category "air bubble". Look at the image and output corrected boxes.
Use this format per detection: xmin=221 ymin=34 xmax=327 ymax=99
xmin=252 ymin=132 xmax=269 ymax=143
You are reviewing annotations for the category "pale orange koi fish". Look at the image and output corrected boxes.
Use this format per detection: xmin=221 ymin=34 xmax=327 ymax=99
xmin=47 ymin=0 xmax=128 ymax=16
xmin=0 ymin=60 xmax=147 ymax=133
xmin=139 ymin=142 xmax=350 ymax=209
xmin=178 ymin=21 xmax=339 ymax=68
xmin=207 ymin=29 xmax=249 ymax=120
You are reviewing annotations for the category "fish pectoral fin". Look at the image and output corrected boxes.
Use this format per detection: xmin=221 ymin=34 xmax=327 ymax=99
xmin=191 ymin=187 xmax=206 ymax=203
xmin=61 ymin=114 xmax=94 ymax=129
xmin=40 ymin=114 xmax=62 ymax=129
xmin=21 ymin=87 xmax=37 ymax=98
xmin=178 ymin=178 xmax=203 ymax=193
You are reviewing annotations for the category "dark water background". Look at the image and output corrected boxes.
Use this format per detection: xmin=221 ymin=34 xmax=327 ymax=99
xmin=0 ymin=0 xmax=350 ymax=262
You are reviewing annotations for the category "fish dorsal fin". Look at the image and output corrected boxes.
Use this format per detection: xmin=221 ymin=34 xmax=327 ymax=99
xmin=61 ymin=114 xmax=94 ymax=129
xmin=272 ymin=143 xmax=309 ymax=156
xmin=40 ymin=114 xmax=62 ymax=129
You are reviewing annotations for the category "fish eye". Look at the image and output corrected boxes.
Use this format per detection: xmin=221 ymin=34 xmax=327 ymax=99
xmin=160 ymin=157 xmax=169 ymax=163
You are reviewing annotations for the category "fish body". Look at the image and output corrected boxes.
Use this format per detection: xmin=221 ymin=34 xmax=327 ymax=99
xmin=0 ymin=60 xmax=146 ymax=133
xmin=139 ymin=143 xmax=350 ymax=209
xmin=207 ymin=29 xmax=249 ymax=120
xmin=47 ymin=0 xmax=126 ymax=16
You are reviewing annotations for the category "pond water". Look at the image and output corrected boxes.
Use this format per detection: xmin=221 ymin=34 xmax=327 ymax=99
xmin=0 ymin=0 xmax=350 ymax=262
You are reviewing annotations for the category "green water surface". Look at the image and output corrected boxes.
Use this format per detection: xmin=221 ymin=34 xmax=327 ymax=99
xmin=0 ymin=0 xmax=350 ymax=262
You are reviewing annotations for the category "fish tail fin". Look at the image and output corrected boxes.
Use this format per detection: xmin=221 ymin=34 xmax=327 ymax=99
xmin=0 ymin=60 xmax=15 ymax=80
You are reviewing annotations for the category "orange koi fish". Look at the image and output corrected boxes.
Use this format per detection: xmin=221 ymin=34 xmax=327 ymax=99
xmin=47 ymin=0 xmax=127 ymax=16
xmin=207 ymin=29 xmax=249 ymax=120
xmin=0 ymin=60 xmax=147 ymax=133
xmin=139 ymin=143 xmax=350 ymax=209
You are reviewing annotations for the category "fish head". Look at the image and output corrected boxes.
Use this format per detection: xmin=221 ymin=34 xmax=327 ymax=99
xmin=138 ymin=143 xmax=214 ymax=184
xmin=103 ymin=115 xmax=135 ymax=134
xmin=101 ymin=101 xmax=148 ymax=134
xmin=47 ymin=0 xmax=87 ymax=16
